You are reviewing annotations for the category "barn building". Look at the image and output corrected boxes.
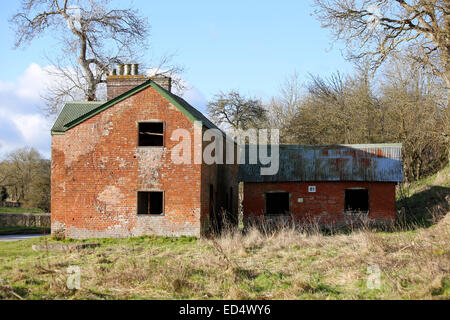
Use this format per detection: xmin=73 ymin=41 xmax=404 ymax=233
xmin=239 ymin=144 xmax=403 ymax=226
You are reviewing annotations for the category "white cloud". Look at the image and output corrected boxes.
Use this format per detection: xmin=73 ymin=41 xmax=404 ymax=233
xmin=0 ymin=63 xmax=52 ymax=158
xmin=12 ymin=114 xmax=51 ymax=149
xmin=0 ymin=81 xmax=14 ymax=92
xmin=15 ymin=63 xmax=51 ymax=101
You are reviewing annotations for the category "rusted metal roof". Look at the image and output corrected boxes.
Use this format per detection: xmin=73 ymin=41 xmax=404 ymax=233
xmin=238 ymin=144 xmax=403 ymax=183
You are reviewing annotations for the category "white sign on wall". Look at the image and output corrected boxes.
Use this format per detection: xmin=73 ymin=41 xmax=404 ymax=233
xmin=308 ymin=186 xmax=316 ymax=193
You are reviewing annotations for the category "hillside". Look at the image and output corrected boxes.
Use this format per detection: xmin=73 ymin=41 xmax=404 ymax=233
xmin=397 ymin=165 xmax=450 ymax=227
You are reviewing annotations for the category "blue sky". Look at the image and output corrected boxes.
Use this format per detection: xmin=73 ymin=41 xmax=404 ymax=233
xmin=0 ymin=0 xmax=353 ymax=158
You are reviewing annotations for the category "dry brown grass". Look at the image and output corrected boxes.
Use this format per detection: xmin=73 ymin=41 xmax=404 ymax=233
xmin=0 ymin=210 xmax=449 ymax=300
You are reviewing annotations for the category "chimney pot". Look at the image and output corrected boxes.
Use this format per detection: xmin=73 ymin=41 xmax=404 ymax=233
xmin=106 ymin=62 xmax=148 ymax=100
xmin=117 ymin=64 xmax=124 ymax=76
xmin=124 ymin=64 xmax=132 ymax=76
xmin=131 ymin=64 xmax=139 ymax=76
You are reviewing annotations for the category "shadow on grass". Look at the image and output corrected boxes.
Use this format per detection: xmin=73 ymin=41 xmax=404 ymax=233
xmin=397 ymin=186 xmax=449 ymax=229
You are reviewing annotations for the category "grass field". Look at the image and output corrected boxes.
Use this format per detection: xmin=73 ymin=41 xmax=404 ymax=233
xmin=0 ymin=226 xmax=50 ymax=235
xmin=0 ymin=166 xmax=448 ymax=300
xmin=0 ymin=214 xmax=448 ymax=300
xmin=0 ymin=207 xmax=44 ymax=214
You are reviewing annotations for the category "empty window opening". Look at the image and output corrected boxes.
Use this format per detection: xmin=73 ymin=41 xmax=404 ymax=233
xmin=265 ymin=192 xmax=289 ymax=215
xmin=138 ymin=122 xmax=164 ymax=146
xmin=344 ymin=189 xmax=369 ymax=212
xmin=137 ymin=191 xmax=163 ymax=215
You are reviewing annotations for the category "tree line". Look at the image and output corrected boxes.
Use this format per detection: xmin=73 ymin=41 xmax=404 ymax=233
xmin=0 ymin=148 xmax=50 ymax=211
xmin=207 ymin=55 xmax=448 ymax=182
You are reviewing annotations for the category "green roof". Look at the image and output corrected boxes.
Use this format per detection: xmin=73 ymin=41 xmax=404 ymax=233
xmin=51 ymin=101 xmax=105 ymax=133
xmin=51 ymin=79 xmax=221 ymax=134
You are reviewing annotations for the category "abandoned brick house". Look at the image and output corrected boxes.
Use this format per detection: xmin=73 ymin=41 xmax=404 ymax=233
xmin=51 ymin=64 xmax=403 ymax=239
xmin=51 ymin=64 xmax=239 ymax=238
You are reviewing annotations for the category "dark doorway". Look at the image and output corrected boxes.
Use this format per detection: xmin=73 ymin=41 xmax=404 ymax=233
xmin=209 ymin=184 xmax=219 ymax=233
xmin=265 ymin=192 xmax=289 ymax=215
xmin=225 ymin=193 xmax=229 ymax=211
xmin=344 ymin=189 xmax=369 ymax=212
xmin=229 ymin=187 xmax=233 ymax=212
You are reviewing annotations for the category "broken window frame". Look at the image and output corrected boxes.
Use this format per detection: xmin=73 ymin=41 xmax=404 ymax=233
xmin=265 ymin=191 xmax=290 ymax=216
xmin=344 ymin=188 xmax=369 ymax=213
xmin=137 ymin=191 xmax=164 ymax=215
xmin=138 ymin=121 xmax=165 ymax=147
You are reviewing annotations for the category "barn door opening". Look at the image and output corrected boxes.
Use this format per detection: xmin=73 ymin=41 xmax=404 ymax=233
xmin=344 ymin=189 xmax=369 ymax=212
xmin=209 ymin=184 xmax=222 ymax=234
xmin=265 ymin=192 xmax=290 ymax=216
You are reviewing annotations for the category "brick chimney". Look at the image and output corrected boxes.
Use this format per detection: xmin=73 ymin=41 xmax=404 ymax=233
xmin=106 ymin=64 xmax=172 ymax=101
xmin=150 ymin=75 xmax=172 ymax=93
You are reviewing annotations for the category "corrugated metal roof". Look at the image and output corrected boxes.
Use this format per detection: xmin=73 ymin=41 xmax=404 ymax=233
xmin=238 ymin=144 xmax=403 ymax=182
xmin=51 ymin=101 xmax=105 ymax=133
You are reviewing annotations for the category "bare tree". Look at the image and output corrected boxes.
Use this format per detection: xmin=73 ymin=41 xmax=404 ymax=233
xmin=266 ymin=73 xmax=303 ymax=128
xmin=273 ymin=56 xmax=447 ymax=180
xmin=207 ymin=90 xmax=267 ymax=130
xmin=313 ymin=0 xmax=449 ymax=93
xmin=1 ymin=147 xmax=52 ymax=209
xmin=381 ymin=57 xmax=447 ymax=179
xmin=0 ymin=147 xmax=51 ymax=210
xmin=285 ymin=71 xmax=367 ymax=145
xmin=11 ymin=0 xmax=151 ymax=115
xmin=264 ymin=72 xmax=314 ymax=143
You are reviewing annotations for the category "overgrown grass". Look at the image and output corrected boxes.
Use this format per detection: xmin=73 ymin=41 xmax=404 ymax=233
xmin=0 ymin=211 xmax=448 ymax=300
xmin=0 ymin=207 xmax=44 ymax=214
xmin=0 ymin=166 xmax=448 ymax=300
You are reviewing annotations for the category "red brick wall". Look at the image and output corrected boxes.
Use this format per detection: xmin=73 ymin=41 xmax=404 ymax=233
xmin=106 ymin=75 xmax=148 ymax=100
xmin=51 ymin=85 xmax=205 ymax=238
xmin=243 ymin=181 xmax=396 ymax=225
